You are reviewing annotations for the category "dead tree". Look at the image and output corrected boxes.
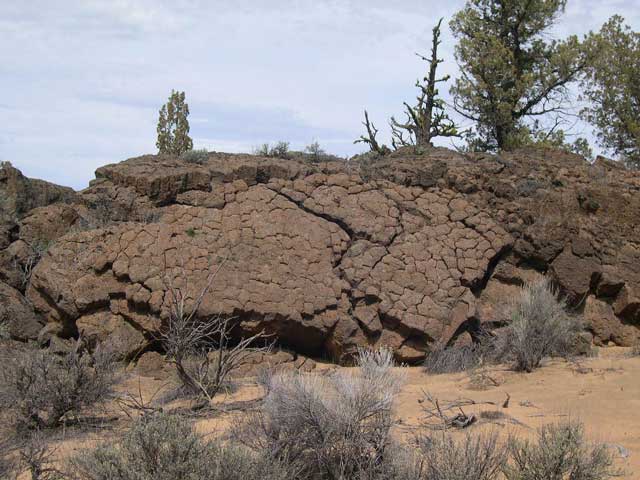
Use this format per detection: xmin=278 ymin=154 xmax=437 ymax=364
xmin=159 ymin=264 xmax=272 ymax=401
xmin=355 ymin=110 xmax=391 ymax=155
xmin=390 ymin=18 xmax=459 ymax=147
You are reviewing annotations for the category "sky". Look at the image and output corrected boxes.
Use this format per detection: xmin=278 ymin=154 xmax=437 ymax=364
xmin=1 ymin=1 xmax=639 ymax=189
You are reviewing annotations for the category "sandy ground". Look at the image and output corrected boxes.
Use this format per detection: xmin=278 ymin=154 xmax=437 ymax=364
xmin=16 ymin=348 xmax=640 ymax=479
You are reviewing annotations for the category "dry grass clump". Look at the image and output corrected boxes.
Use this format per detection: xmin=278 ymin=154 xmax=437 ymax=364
xmin=504 ymin=422 xmax=618 ymax=480
xmin=72 ymin=413 xmax=293 ymax=480
xmin=0 ymin=341 xmax=116 ymax=431
xmin=235 ymin=347 xmax=407 ymax=479
xmin=424 ymin=343 xmax=484 ymax=374
xmin=492 ymin=278 xmax=583 ymax=372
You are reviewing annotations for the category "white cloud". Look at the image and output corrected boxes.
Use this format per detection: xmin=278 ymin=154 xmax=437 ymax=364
xmin=0 ymin=1 xmax=637 ymax=189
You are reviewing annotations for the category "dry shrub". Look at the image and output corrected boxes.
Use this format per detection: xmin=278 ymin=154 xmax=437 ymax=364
xmin=0 ymin=437 xmax=15 ymax=480
xmin=479 ymin=410 xmax=507 ymax=421
xmin=630 ymin=344 xmax=640 ymax=357
xmin=160 ymin=270 xmax=271 ymax=401
xmin=414 ymin=431 xmax=507 ymax=480
xmin=11 ymin=239 xmax=51 ymax=289
xmin=17 ymin=432 xmax=65 ymax=480
xmin=72 ymin=413 xmax=292 ymax=480
xmin=236 ymin=348 xmax=406 ymax=479
xmin=424 ymin=344 xmax=484 ymax=374
xmin=0 ymin=341 xmax=116 ymax=431
xmin=504 ymin=422 xmax=618 ymax=480
xmin=467 ymin=365 xmax=503 ymax=390
xmin=492 ymin=278 xmax=582 ymax=372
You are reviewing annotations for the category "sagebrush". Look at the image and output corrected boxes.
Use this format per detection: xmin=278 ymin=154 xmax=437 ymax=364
xmin=504 ymin=422 xmax=617 ymax=480
xmin=236 ymin=348 xmax=406 ymax=479
xmin=491 ymin=278 xmax=582 ymax=372
xmin=0 ymin=341 xmax=116 ymax=431
xmin=180 ymin=148 xmax=209 ymax=164
xmin=18 ymin=432 xmax=65 ymax=480
xmin=414 ymin=431 xmax=507 ymax=480
xmin=72 ymin=413 xmax=293 ymax=480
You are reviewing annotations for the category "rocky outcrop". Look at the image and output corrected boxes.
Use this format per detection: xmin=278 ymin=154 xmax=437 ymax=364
xmin=1 ymin=147 xmax=638 ymax=362
xmin=0 ymin=281 xmax=43 ymax=340
xmin=0 ymin=162 xmax=77 ymax=220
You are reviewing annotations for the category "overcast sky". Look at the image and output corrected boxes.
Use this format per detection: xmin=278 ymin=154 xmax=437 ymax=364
xmin=1 ymin=1 xmax=638 ymax=189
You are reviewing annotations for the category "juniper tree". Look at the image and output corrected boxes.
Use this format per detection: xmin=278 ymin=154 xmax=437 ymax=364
xmin=581 ymin=16 xmax=640 ymax=169
xmin=156 ymin=90 xmax=193 ymax=155
xmin=390 ymin=18 xmax=459 ymax=148
xmin=450 ymin=0 xmax=588 ymax=152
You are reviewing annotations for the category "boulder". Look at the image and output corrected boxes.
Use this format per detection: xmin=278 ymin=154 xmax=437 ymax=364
xmin=584 ymin=296 xmax=639 ymax=346
xmin=134 ymin=351 xmax=168 ymax=378
xmin=0 ymin=281 xmax=42 ymax=340
xmin=17 ymin=203 xmax=84 ymax=245
xmin=549 ymin=247 xmax=601 ymax=306
xmin=76 ymin=312 xmax=148 ymax=361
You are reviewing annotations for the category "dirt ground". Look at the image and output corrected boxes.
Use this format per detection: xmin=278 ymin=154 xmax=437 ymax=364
xmin=17 ymin=347 xmax=640 ymax=479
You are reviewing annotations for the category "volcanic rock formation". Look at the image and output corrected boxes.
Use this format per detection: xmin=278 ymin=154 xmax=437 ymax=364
xmin=1 ymin=148 xmax=639 ymax=363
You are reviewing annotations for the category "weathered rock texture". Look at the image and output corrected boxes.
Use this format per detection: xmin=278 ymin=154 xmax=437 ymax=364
xmin=0 ymin=161 xmax=77 ymax=220
xmin=2 ymin=148 xmax=639 ymax=361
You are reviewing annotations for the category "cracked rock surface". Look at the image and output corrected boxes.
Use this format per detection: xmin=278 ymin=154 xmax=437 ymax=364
xmin=2 ymin=147 xmax=638 ymax=362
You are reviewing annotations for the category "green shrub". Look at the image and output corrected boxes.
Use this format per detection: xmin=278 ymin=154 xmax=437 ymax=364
xmin=72 ymin=413 xmax=292 ymax=480
xmin=491 ymin=278 xmax=582 ymax=372
xmin=254 ymin=141 xmax=290 ymax=159
xmin=179 ymin=149 xmax=209 ymax=164
xmin=305 ymin=140 xmax=325 ymax=162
